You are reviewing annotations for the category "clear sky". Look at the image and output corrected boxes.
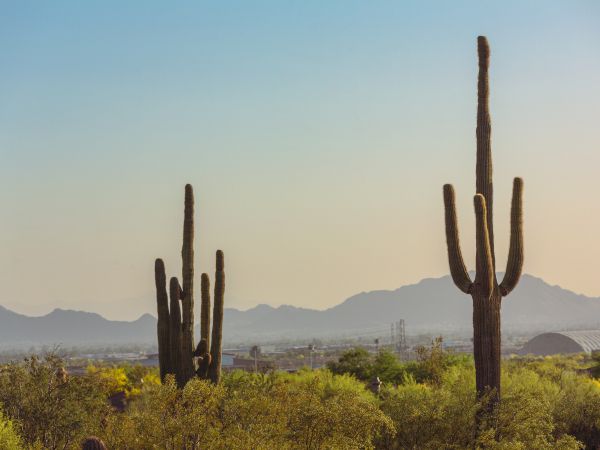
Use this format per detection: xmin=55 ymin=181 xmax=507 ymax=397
xmin=1 ymin=1 xmax=599 ymax=320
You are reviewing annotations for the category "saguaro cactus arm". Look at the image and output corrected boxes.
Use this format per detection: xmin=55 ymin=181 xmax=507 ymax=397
xmin=200 ymin=273 xmax=211 ymax=350
xmin=499 ymin=177 xmax=524 ymax=296
xmin=443 ymin=184 xmax=472 ymax=294
xmin=155 ymin=259 xmax=171 ymax=381
xmin=209 ymin=250 xmax=225 ymax=384
xmin=169 ymin=277 xmax=183 ymax=387
xmin=474 ymin=194 xmax=494 ymax=298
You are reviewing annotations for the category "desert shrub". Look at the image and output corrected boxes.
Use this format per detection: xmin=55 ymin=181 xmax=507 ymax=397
xmin=380 ymin=363 xmax=583 ymax=450
xmin=379 ymin=364 xmax=477 ymax=449
xmin=0 ymin=352 xmax=598 ymax=449
xmin=0 ymin=355 xmax=111 ymax=449
xmin=552 ymin=374 xmax=600 ymax=448
xmin=508 ymin=354 xmax=588 ymax=383
xmin=102 ymin=369 xmax=394 ymax=449
xmin=102 ymin=376 xmax=224 ymax=449
xmin=0 ymin=406 xmax=23 ymax=450
xmin=275 ymin=369 xmax=395 ymax=449
xmin=475 ymin=367 xmax=581 ymax=449
xmin=86 ymin=363 xmax=160 ymax=399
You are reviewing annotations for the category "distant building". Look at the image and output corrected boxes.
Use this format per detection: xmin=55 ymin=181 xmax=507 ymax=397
xmin=520 ymin=331 xmax=600 ymax=356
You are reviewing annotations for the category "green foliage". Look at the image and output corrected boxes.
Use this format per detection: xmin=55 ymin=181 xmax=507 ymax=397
xmin=327 ymin=347 xmax=373 ymax=380
xmin=0 ymin=406 xmax=23 ymax=450
xmin=0 ymin=355 xmax=111 ymax=450
xmin=102 ymin=376 xmax=224 ymax=449
xmin=552 ymin=374 xmax=600 ymax=448
xmin=86 ymin=363 xmax=160 ymax=398
xmin=101 ymin=369 xmax=394 ymax=449
xmin=380 ymin=363 xmax=585 ymax=449
xmin=379 ymin=364 xmax=478 ymax=449
xmin=2 ymin=352 xmax=600 ymax=448
xmin=328 ymin=338 xmax=469 ymax=386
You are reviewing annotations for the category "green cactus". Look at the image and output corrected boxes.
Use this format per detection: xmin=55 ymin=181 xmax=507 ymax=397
xmin=168 ymin=276 xmax=184 ymax=387
xmin=154 ymin=258 xmax=170 ymax=381
xmin=180 ymin=184 xmax=195 ymax=382
xmin=200 ymin=272 xmax=211 ymax=352
xmin=153 ymin=185 xmax=225 ymax=386
xmin=443 ymin=36 xmax=524 ymax=402
xmin=208 ymin=250 xmax=225 ymax=384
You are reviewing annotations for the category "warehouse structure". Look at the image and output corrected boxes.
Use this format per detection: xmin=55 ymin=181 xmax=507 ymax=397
xmin=520 ymin=330 xmax=600 ymax=356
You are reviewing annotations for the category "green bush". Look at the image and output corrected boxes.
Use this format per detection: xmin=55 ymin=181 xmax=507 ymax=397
xmin=2 ymin=352 xmax=600 ymax=448
xmin=0 ymin=406 xmax=23 ymax=450
xmin=101 ymin=369 xmax=394 ymax=449
xmin=0 ymin=355 xmax=111 ymax=449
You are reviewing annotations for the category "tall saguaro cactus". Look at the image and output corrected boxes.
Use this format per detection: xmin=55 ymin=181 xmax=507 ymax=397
xmin=443 ymin=36 xmax=524 ymax=402
xmin=154 ymin=184 xmax=225 ymax=387
xmin=180 ymin=184 xmax=195 ymax=382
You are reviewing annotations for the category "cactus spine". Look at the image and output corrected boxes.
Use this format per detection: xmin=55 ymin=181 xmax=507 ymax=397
xmin=154 ymin=184 xmax=225 ymax=386
xmin=443 ymin=36 xmax=524 ymax=402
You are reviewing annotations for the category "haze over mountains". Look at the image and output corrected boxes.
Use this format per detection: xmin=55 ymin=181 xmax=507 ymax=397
xmin=2 ymin=274 xmax=600 ymax=347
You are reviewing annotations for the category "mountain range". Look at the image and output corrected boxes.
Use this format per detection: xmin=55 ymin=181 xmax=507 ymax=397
xmin=2 ymin=274 xmax=600 ymax=347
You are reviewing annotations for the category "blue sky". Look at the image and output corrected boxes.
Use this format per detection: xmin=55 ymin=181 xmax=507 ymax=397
xmin=1 ymin=1 xmax=599 ymax=319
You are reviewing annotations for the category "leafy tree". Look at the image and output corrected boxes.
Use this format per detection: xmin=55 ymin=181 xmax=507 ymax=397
xmin=327 ymin=348 xmax=373 ymax=380
xmin=371 ymin=350 xmax=407 ymax=385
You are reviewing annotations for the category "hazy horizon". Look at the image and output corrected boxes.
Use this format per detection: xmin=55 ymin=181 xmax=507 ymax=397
xmin=2 ymin=1 xmax=599 ymax=320
xmin=0 ymin=272 xmax=594 ymax=323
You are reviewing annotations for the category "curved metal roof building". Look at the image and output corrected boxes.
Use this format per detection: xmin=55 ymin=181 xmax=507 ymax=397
xmin=520 ymin=330 xmax=600 ymax=355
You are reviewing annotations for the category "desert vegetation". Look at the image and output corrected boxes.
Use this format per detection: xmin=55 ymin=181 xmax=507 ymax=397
xmin=2 ymin=348 xmax=600 ymax=448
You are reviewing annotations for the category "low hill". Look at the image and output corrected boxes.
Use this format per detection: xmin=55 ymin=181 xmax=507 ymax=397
xmin=2 ymin=274 xmax=600 ymax=346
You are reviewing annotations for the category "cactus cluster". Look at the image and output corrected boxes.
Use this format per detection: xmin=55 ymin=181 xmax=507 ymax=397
xmin=154 ymin=184 xmax=225 ymax=387
xmin=443 ymin=36 xmax=524 ymax=402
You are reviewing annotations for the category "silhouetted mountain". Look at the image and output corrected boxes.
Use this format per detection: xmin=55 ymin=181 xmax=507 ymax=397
xmin=222 ymin=274 xmax=600 ymax=340
xmin=2 ymin=274 xmax=600 ymax=346
xmin=0 ymin=305 xmax=155 ymax=346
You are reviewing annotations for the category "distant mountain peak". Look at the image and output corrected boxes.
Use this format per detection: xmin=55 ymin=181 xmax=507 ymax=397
xmin=2 ymin=274 xmax=600 ymax=345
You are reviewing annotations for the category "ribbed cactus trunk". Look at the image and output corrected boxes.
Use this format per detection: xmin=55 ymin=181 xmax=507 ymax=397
xmin=200 ymin=273 xmax=211 ymax=350
xmin=154 ymin=184 xmax=226 ymax=387
xmin=169 ymin=277 xmax=184 ymax=387
xmin=154 ymin=259 xmax=170 ymax=381
xmin=443 ymin=36 xmax=524 ymax=404
xmin=208 ymin=250 xmax=225 ymax=384
xmin=180 ymin=184 xmax=195 ymax=383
